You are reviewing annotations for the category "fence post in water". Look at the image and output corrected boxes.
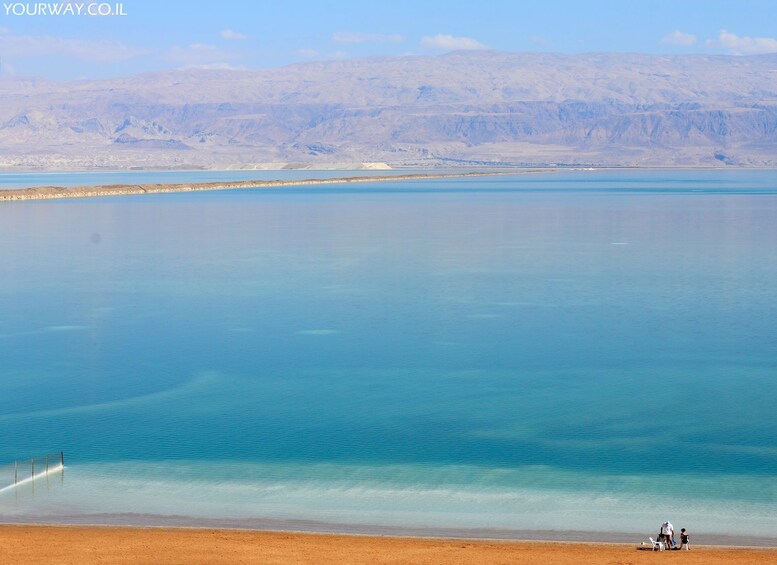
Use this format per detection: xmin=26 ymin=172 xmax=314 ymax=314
xmin=61 ymin=451 xmax=65 ymax=467
xmin=31 ymin=458 xmax=35 ymax=478
xmin=46 ymin=454 xmax=49 ymax=474
xmin=14 ymin=461 xmax=18 ymax=484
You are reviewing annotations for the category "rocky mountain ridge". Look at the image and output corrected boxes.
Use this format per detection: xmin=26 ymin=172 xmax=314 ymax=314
xmin=1 ymin=51 xmax=776 ymax=168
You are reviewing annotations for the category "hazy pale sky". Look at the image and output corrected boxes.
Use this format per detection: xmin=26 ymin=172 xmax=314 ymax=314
xmin=1 ymin=0 xmax=777 ymax=79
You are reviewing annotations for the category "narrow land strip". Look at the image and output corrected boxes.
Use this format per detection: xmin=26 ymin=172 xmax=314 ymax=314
xmin=0 ymin=171 xmax=522 ymax=202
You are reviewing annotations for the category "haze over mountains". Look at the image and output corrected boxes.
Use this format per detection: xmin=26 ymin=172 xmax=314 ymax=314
xmin=2 ymin=50 xmax=776 ymax=169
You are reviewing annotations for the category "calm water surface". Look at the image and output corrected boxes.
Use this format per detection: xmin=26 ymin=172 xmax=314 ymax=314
xmin=0 ymin=170 xmax=775 ymax=537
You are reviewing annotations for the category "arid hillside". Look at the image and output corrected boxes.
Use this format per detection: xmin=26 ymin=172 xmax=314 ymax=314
xmin=2 ymin=51 xmax=776 ymax=168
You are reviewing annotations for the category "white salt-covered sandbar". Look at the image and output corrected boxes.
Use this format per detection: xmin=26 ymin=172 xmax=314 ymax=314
xmin=0 ymin=171 xmax=527 ymax=202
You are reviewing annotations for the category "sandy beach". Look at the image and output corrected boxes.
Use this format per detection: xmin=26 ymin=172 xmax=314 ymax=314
xmin=0 ymin=525 xmax=775 ymax=564
xmin=0 ymin=171 xmax=520 ymax=202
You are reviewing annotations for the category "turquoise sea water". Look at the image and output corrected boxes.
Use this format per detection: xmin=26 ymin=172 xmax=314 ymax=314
xmin=0 ymin=170 xmax=776 ymax=539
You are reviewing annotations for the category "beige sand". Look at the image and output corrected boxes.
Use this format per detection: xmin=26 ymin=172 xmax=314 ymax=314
xmin=1 ymin=526 xmax=775 ymax=565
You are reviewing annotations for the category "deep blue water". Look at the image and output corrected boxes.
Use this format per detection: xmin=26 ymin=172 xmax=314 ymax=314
xmin=0 ymin=170 xmax=775 ymax=536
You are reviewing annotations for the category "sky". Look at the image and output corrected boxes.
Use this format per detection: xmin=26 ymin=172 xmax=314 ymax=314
xmin=1 ymin=0 xmax=777 ymax=79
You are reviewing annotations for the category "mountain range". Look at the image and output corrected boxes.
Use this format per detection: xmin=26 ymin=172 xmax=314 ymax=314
xmin=1 ymin=50 xmax=776 ymax=169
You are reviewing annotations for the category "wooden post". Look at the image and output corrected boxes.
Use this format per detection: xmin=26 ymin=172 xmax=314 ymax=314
xmin=14 ymin=461 xmax=17 ymax=484
xmin=31 ymin=458 xmax=35 ymax=478
xmin=61 ymin=451 xmax=65 ymax=467
xmin=46 ymin=454 xmax=49 ymax=474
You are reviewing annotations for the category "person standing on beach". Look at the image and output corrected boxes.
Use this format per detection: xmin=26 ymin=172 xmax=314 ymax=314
xmin=660 ymin=521 xmax=674 ymax=548
xmin=680 ymin=528 xmax=690 ymax=550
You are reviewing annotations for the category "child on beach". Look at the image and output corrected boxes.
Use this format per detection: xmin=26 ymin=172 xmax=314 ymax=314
xmin=680 ymin=528 xmax=690 ymax=550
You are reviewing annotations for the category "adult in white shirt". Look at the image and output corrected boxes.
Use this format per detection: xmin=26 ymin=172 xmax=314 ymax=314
xmin=661 ymin=521 xmax=675 ymax=548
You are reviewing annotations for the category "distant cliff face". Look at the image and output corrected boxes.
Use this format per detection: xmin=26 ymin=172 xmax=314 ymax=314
xmin=1 ymin=51 xmax=776 ymax=169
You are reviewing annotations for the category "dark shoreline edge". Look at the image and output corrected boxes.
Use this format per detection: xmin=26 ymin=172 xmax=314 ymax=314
xmin=0 ymin=171 xmax=529 ymax=202
xmin=1 ymin=514 xmax=776 ymax=548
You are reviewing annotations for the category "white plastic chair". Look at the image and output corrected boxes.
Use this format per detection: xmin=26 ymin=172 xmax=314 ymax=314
xmin=649 ymin=537 xmax=665 ymax=551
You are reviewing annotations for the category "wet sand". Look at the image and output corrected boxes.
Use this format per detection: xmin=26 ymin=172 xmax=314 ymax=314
xmin=1 ymin=525 xmax=776 ymax=565
xmin=0 ymin=171 xmax=518 ymax=201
